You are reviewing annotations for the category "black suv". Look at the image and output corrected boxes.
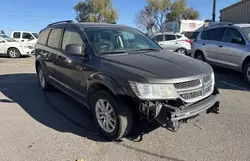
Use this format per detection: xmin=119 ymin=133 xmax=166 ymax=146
xmin=35 ymin=20 xmax=220 ymax=140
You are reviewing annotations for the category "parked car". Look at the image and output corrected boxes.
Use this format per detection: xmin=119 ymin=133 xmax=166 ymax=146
xmin=11 ymin=31 xmax=39 ymax=45
xmin=191 ymin=23 xmax=250 ymax=84
xmin=151 ymin=32 xmax=192 ymax=55
xmin=35 ymin=20 xmax=220 ymax=140
xmin=0 ymin=34 xmax=34 ymax=58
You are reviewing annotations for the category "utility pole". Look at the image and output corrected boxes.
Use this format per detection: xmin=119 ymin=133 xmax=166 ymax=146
xmin=212 ymin=0 xmax=216 ymax=22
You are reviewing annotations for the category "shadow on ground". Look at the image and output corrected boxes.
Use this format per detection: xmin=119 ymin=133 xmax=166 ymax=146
xmin=213 ymin=66 xmax=250 ymax=91
xmin=0 ymin=73 xmax=159 ymax=143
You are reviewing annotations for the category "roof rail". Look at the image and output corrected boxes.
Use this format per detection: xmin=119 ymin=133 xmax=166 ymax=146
xmin=204 ymin=22 xmax=233 ymax=29
xmin=47 ymin=20 xmax=74 ymax=27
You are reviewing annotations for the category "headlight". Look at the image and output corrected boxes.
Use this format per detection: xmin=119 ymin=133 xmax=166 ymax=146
xmin=129 ymin=81 xmax=178 ymax=100
xmin=211 ymin=72 xmax=215 ymax=86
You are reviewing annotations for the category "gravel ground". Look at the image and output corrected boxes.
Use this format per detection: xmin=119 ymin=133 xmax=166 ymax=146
xmin=0 ymin=56 xmax=250 ymax=161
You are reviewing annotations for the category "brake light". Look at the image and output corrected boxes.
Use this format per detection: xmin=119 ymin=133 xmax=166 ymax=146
xmin=185 ymin=39 xmax=192 ymax=44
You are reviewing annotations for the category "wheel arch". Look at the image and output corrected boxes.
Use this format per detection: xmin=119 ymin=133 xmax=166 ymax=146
xmin=7 ymin=47 xmax=21 ymax=54
xmin=242 ymin=56 xmax=250 ymax=72
xmin=86 ymin=73 xmax=125 ymax=105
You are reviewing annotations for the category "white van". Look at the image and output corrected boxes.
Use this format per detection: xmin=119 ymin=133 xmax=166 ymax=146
xmin=11 ymin=31 xmax=39 ymax=45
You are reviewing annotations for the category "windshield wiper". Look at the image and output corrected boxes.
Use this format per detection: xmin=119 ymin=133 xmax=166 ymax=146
xmin=100 ymin=51 xmax=128 ymax=55
xmin=131 ymin=48 xmax=161 ymax=52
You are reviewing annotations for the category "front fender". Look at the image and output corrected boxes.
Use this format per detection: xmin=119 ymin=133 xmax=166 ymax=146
xmin=87 ymin=73 xmax=125 ymax=96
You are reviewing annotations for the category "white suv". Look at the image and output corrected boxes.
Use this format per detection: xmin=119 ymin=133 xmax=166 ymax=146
xmin=0 ymin=35 xmax=34 ymax=58
xmin=151 ymin=32 xmax=191 ymax=55
xmin=191 ymin=23 xmax=250 ymax=83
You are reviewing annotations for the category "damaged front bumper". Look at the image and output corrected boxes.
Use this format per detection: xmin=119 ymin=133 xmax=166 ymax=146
xmin=140 ymin=87 xmax=220 ymax=131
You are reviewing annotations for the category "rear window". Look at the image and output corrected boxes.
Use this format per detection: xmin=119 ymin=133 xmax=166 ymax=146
xmin=47 ymin=29 xmax=63 ymax=49
xmin=184 ymin=32 xmax=199 ymax=39
xmin=165 ymin=35 xmax=176 ymax=40
xmin=152 ymin=35 xmax=163 ymax=42
xmin=37 ymin=30 xmax=51 ymax=45
xmin=13 ymin=32 xmax=21 ymax=39
xmin=201 ymin=28 xmax=225 ymax=41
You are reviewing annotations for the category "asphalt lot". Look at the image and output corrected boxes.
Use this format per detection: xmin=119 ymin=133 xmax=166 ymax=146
xmin=1 ymin=56 xmax=250 ymax=161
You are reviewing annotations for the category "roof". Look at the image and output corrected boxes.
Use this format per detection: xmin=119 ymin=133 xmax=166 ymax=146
xmin=220 ymin=0 xmax=249 ymax=12
xmin=76 ymin=22 xmax=130 ymax=29
xmin=152 ymin=32 xmax=182 ymax=37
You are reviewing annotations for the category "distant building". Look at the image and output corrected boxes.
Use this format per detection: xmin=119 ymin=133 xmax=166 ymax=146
xmin=220 ymin=0 xmax=250 ymax=23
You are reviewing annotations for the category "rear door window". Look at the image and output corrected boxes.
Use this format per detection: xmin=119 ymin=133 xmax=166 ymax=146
xmin=152 ymin=35 xmax=163 ymax=42
xmin=13 ymin=32 xmax=21 ymax=39
xmin=208 ymin=28 xmax=225 ymax=41
xmin=165 ymin=35 xmax=176 ymax=41
xmin=47 ymin=29 xmax=63 ymax=49
xmin=37 ymin=29 xmax=51 ymax=45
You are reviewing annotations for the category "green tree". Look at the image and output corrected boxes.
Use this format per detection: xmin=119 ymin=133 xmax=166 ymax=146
xmin=167 ymin=0 xmax=199 ymax=21
xmin=74 ymin=0 xmax=118 ymax=23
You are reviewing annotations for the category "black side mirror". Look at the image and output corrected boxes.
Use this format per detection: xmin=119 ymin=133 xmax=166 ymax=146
xmin=65 ymin=44 xmax=85 ymax=56
xmin=0 ymin=40 xmax=5 ymax=43
xmin=232 ymin=37 xmax=245 ymax=45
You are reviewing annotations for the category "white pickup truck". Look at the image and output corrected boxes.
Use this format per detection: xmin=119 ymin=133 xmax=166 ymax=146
xmin=11 ymin=31 xmax=39 ymax=45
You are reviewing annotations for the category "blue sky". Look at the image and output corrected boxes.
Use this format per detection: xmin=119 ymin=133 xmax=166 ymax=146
xmin=0 ymin=0 xmax=238 ymax=35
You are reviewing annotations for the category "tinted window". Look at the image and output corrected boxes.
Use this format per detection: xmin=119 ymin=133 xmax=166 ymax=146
xmin=62 ymin=28 xmax=83 ymax=50
xmin=209 ymin=28 xmax=225 ymax=41
xmin=165 ymin=35 xmax=176 ymax=41
xmin=37 ymin=30 xmax=51 ymax=45
xmin=201 ymin=30 xmax=209 ymax=40
xmin=48 ymin=29 xmax=63 ymax=49
xmin=22 ymin=33 xmax=34 ymax=40
xmin=13 ymin=32 xmax=21 ymax=39
xmin=223 ymin=28 xmax=244 ymax=43
xmin=201 ymin=28 xmax=224 ymax=41
xmin=153 ymin=35 xmax=163 ymax=42
xmin=184 ymin=32 xmax=199 ymax=39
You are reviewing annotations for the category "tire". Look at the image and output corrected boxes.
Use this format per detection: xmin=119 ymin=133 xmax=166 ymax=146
xmin=37 ymin=65 xmax=51 ymax=92
xmin=7 ymin=48 xmax=21 ymax=58
xmin=91 ymin=90 xmax=132 ymax=140
xmin=243 ymin=62 xmax=250 ymax=84
xmin=194 ymin=51 xmax=205 ymax=61
xmin=176 ymin=48 xmax=187 ymax=55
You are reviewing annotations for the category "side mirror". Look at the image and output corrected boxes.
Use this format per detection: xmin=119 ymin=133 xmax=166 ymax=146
xmin=232 ymin=37 xmax=245 ymax=44
xmin=65 ymin=44 xmax=85 ymax=56
xmin=0 ymin=40 xmax=5 ymax=43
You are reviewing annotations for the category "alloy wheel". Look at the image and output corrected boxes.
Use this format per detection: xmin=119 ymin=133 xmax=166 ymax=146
xmin=38 ymin=68 xmax=45 ymax=88
xmin=9 ymin=49 xmax=18 ymax=58
xmin=95 ymin=99 xmax=116 ymax=133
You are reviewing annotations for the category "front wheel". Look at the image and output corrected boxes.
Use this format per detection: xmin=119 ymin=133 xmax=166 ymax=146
xmin=243 ymin=62 xmax=250 ymax=84
xmin=8 ymin=48 xmax=21 ymax=58
xmin=91 ymin=90 xmax=132 ymax=140
xmin=37 ymin=65 xmax=51 ymax=92
xmin=194 ymin=51 xmax=205 ymax=61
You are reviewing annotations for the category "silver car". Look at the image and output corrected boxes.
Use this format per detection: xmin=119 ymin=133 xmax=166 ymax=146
xmin=191 ymin=23 xmax=250 ymax=84
xmin=151 ymin=32 xmax=191 ymax=55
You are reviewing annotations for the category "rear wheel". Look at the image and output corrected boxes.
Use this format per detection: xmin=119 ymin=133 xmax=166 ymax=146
xmin=194 ymin=51 xmax=205 ymax=61
xmin=8 ymin=48 xmax=20 ymax=58
xmin=37 ymin=65 xmax=51 ymax=91
xmin=91 ymin=90 xmax=132 ymax=140
xmin=176 ymin=48 xmax=187 ymax=55
xmin=243 ymin=62 xmax=250 ymax=84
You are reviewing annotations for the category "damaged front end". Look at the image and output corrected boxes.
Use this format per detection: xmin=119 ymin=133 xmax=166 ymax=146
xmin=139 ymin=87 xmax=220 ymax=131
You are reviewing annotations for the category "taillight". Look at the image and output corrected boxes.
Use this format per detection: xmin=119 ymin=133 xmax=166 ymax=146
xmin=185 ymin=39 xmax=192 ymax=44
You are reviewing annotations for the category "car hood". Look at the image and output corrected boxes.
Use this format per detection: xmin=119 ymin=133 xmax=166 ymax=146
xmin=100 ymin=51 xmax=213 ymax=83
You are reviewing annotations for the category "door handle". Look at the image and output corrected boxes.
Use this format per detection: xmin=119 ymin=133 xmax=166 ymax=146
xmin=175 ymin=43 xmax=178 ymax=44
xmin=218 ymin=45 xmax=223 ymax=48
xmin=159 ymin=43 xmax=163 ymax=46
xmin=21 ymin=40 xmax=24 ymax=42
xmin=202 ymin=44 xmax=206 ymax=46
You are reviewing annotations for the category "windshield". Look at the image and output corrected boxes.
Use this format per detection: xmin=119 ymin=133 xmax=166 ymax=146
xmin=84 ymin=27 xmax=161 ymax=54
xmin=242 ymin=27 xmax=250 ymax=39
xmin=32 ymin=33 xmax=39 ymax=39
xmin=0 ymin=35 xmax=17 ymax=42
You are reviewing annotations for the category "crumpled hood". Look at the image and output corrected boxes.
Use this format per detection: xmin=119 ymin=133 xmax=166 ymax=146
xmin=100 ymin=51 xmax=213 ymax=83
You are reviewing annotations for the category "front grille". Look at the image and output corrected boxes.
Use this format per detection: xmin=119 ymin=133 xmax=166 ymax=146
xmin=180 ymin=90 xmax=202 ymax=100
xmin=174 ymin=74 xmax=213 ymax=103
xmin=174 ymin=79 xmax=200 ymax=89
